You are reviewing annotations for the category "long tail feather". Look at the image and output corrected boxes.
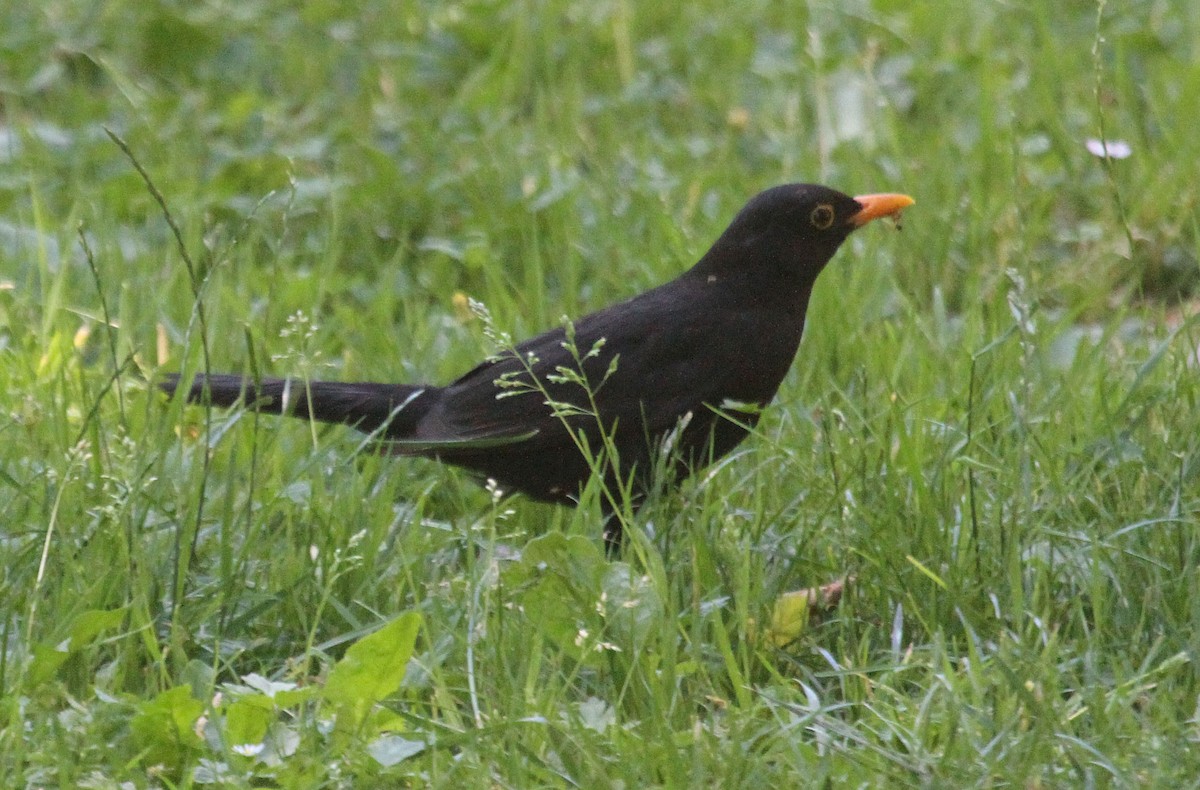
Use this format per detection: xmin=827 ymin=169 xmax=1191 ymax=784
xmin=159 ymin=373 xmax=432 ymax=438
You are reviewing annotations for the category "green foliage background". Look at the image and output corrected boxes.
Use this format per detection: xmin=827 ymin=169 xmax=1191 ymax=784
xmin=2 ymin=0 xmax=1199 ymax=785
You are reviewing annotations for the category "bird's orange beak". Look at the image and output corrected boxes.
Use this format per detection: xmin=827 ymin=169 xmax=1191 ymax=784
xmin=849 ymin=193 xmax=915 ymax=227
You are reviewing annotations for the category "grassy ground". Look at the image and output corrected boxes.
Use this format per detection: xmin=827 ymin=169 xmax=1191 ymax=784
xmin=3 ymin=0 xmax=1200 ymax=785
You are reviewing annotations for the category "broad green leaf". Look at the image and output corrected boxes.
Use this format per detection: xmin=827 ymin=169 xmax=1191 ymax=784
xmin=224 ymin=699 xmax=273 ymax=754
xmin=26 ymin=608 xmax=126 ymax=687
xmin=323 ymin=611 xmax=421 ymax=729
xmin=129 ymin=685 xmax=205 ymax=769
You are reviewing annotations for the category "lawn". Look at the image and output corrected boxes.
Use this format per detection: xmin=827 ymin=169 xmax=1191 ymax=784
xmin=3 ymin=0 xmax=1200 ymax=786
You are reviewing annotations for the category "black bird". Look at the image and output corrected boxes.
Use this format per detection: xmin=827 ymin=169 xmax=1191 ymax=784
xmin=161 ymin=184 xmax=913 ymax=547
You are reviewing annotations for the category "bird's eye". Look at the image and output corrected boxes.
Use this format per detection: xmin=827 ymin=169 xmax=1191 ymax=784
xmin=810 ymin=204 xmax=835 ymax=230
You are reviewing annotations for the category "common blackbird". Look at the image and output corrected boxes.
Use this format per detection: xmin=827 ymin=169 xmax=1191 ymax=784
xmin=161 ymin=184 xmax=913 ymax=547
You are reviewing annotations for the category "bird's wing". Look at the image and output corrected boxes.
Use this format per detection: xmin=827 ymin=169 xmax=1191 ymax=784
xmin=414 ymin=279 xmax=793 ymax=448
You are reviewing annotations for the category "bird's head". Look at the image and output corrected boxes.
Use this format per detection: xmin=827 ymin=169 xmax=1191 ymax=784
xmin=696 ymin=183 xmax=914 ymax=286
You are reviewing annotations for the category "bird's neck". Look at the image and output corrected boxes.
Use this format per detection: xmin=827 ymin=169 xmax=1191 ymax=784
xmin=685 ymin=263 xmax=816 ymax=320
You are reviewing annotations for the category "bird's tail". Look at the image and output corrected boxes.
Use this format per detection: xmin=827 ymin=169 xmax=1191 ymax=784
xmin=159 ymin=373 xmax=432 ymax=438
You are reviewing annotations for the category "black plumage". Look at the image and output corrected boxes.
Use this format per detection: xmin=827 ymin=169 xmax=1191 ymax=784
xmin=161 ymin=184 xmax=913 ymax=547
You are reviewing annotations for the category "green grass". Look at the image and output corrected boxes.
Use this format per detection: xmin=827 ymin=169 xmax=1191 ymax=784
xmin=3 ymin=0 xmax=1200 ymax=785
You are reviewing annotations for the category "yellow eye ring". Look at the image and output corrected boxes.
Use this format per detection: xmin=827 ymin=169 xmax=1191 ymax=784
xmin=810 ymin=204 xmax=835 ymax=230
